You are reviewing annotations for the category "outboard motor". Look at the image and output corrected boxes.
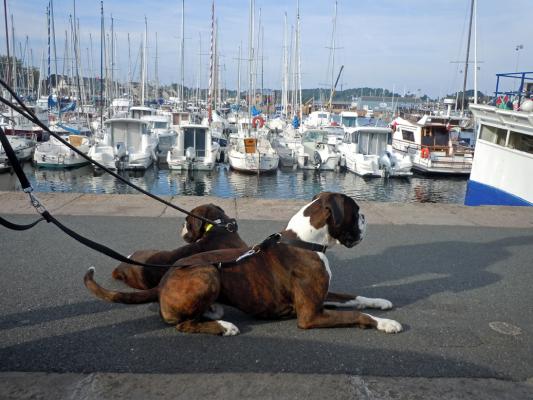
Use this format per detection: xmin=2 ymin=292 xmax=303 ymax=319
xmin=379 ymin=151 xmax=394 ymax=178
xmin=185 ymin=147 xmax=196 ymax=161
xmin=313 ymin=150 xmax=322 ymax=170
xmin=115 ymin=142 xmax=128 ymax=169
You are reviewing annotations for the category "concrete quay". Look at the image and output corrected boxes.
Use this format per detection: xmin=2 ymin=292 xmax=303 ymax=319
xmin=1 ymin=191 xmax=533 ymax=399
xmin=1 ymin=190 xmax=533 ymax=227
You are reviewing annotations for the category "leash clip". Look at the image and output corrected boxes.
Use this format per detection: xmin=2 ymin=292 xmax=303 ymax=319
xmin=224 ymin=220 xmax=237 ymax=233
xmin=235 ymin=248 xmax=258 ymax=263
xmin=27 ymin=191 xmax=47 ymax=215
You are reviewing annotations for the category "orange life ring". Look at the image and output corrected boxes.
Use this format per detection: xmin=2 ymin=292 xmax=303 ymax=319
xmin=421 ymin=147 xmax=430 ymax=159
xmin=252 ymin=116 xmax=265 ymax=129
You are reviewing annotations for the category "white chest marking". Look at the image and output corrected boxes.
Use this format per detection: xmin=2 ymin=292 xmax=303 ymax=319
xmin=317 ymin=252 xmax=332 ymax=284
xmin=181 ymin=222 xmax=188 ymax=238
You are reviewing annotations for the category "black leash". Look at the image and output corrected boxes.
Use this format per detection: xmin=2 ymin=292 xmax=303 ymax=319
xmin=0 ymin=78 xmax=235 ymax=231
xmin=173 ymin=232 xmax=328 ymax=271
xmin=0 ymin=126 xmax=224 ymax=268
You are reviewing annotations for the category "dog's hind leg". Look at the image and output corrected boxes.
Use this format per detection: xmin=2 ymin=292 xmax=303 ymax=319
xmin=176 ymin=319 xmax=240 ymax=336
xmin=324 ymin=292 xmax=393 ymax=310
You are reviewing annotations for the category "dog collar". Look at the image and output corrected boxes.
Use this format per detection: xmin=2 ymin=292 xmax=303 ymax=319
xmin=279 ymin=236 xmax=328 ymax=253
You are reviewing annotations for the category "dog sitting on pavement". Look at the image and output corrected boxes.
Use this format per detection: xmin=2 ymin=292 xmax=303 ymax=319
xmin=85 ymin=192 xmax=402 ymax=335
xmin=111 ymin=203 xmax=247 ymax=290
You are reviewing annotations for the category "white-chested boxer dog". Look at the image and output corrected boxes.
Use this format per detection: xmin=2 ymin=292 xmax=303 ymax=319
xmin=85 ymin=192 xmax=402 ymax=335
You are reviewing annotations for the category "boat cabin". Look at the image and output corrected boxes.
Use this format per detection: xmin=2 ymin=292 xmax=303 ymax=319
xmin=180 ymin=125 xmax=208 ymax=158
xmin=130 ymin=106 xmax=156 ymax=120
xmin=104 ymin=118 xmax=149 ymax=149
xmin=343 ymin=128 xmax=392 ymax=156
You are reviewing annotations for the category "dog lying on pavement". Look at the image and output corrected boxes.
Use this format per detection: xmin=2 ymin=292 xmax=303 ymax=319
xmin=85 ymin=192 xmax=402 ymax=335
xmin=111 ymin=203 xmax=247 ymax=290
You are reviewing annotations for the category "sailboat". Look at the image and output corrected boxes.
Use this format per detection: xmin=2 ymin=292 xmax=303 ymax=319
xmin=227 ymin=0 xmax=279 ymax=173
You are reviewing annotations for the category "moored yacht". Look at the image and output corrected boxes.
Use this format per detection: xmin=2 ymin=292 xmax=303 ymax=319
xmin=338 ymin=118 xmax=412 ymax=177
xmin=392 ymin=113 xmax=473 ymax=174
xmin=228 ymin=117 xmax=279 ymax=173
xmin=167 ymin=123 xmax=220 ymax=171
xmin=88 ymin=118 xmax=157 ymax=170
xmin=465 ymin=72 xmax=533 ymax=206
xmin=295 ymin=129 xmax=340 ymax=170
xmin=33 ymin=134 xmax=91 ymax=169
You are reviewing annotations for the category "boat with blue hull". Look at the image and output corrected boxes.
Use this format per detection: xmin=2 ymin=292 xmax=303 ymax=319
xmin=465 ymin=72 xmax=533 ymax=206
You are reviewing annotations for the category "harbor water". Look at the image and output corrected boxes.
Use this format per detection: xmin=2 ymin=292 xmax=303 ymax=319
xmin=0 ymin=162 xmax=467 ymax=204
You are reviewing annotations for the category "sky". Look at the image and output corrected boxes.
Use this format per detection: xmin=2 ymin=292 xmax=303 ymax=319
xmin=3 ymin=0 xmax=533 ymax=98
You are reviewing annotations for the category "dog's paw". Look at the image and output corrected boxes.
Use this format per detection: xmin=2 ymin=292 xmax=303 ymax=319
xmin=375 ymin=317 xmax=402 ymax=334
xmin=217 ymin=320 xmax=240 ymax=336
xmin=356 ymin=296 xmax=393 ymax=310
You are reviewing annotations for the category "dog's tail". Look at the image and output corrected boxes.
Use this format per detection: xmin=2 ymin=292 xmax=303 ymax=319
xmin=84 ymin=267 xmax=158 ymax=304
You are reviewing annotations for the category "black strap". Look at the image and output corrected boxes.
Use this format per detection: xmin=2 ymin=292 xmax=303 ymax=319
xmin=279 ymin=236 xmax=328 ymax=253
xmin=40 ymin=211 xmax=174 ymax=268
xmin=0 ymin=126 xmax=32 ymax=190
xmin=0 ymin=216 xmax=45 ymax=231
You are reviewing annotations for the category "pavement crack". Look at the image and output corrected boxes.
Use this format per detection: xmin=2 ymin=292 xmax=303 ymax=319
xmin=49 ymin=193 xmax=85 ymax=213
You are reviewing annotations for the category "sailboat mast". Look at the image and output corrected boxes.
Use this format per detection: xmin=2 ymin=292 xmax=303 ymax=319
xmin=11 ymin=14 xmax=15 ymax=93
xmin=329 ymin=0 xmax=338 ymax=112
xmin=296 ymin=0 xmax=302 ymax=121
xmin=155 ymin=31 xmax=159 ymax=101
xmin=141 ymin=16 xmax=147 ymax=106
xmin=3 ymin=0 xmax=10 ymax=87
xmin=473 ymin=0 xmax=477 ymax=105
xmin=248 ymin=0 xmax=254 ymax=135
xmin=180 ymin=0 xmax=185 ymax=106
xmin=207 ymin=0 xmax=214 ymax=123
xmin=110 ymin=14 xmax=114 ymax=101
xmin=99 ymin=0 xmax=104 ymax=128
xmin=237 ymin=42 xmax=241 ymax=106
xmin=461 ymin=0 xmax=475 ymax=115
xmin=282 ymin=12 xmax=288 ymax=117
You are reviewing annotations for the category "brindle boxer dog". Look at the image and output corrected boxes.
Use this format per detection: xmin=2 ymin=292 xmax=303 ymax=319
xmin=111 ymin=203 xmax=246 ymax=290
xmin=85 ymin=192 xmax=402 ymax=335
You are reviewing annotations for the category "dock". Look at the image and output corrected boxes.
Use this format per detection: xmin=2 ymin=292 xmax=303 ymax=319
xmin=1 ymin=192 xmax=533 ymax=399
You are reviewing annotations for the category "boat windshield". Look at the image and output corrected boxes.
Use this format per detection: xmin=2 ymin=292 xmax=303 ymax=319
xmin=356 ymin=117 xmax=388 ymax=128
xmin=303 ymin=130 xmax=327 ymax=143
xmin=342 ymin=116 xmax=357 ymax=127
xmin=153 ymin=122 xmax=168 ymax=129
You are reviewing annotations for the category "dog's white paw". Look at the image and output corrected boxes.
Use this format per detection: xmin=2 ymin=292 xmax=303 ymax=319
xmin=217 ymin=320 xmax=240 ymax=336
xmin=203 ymin=303 xmax=224 ymax=320
xmin=375 ymin=317 xmax=402 ymax=334
xmin=356 ymin=296 xmax=393 ymax=310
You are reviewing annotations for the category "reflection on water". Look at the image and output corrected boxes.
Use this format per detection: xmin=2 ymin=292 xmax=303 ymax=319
xmin=0 ymin=161 xmax=467 ymax=203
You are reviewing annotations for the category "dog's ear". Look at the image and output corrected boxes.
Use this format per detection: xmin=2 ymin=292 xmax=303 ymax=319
xmin=325 ymin=194 xmax=345 ymax=232
xmin=189 ymin=214 xmax=204 ymax=239
xmin=208 ymin=204 xmax=225 ymax=218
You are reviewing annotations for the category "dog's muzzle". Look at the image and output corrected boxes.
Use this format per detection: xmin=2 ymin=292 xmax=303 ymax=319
xmin=338 ymin=213 xmax=366 ymax=248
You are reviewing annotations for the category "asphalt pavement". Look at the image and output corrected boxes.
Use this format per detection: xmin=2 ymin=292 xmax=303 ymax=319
xmin=1 ymin=209 xmax=533 ymax=398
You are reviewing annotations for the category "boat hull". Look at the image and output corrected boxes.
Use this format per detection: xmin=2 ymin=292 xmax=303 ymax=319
xmin=465 ymin=180 xmax=532 ymax=206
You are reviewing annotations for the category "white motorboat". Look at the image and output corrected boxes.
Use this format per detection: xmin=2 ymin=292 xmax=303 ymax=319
xmin=465 ymin=72 xmax=533 ymax=206
xmin=338 ymin=121 xmax=412 ymax=178
xmin=33 ymin=135 xmax=91 ymax=169
xmin=167 ymin=124 xmax=220 ymax=171
xmin=0 ymin=135 xmax=36 ymax=163
xmin=392 ymin=113 xmax=473 ymax=175
xmin=110 ymin=98 xmax=132 ymax=118
xmin=227 ymin=117 xmax=279 ymax=173
xmin=295 ymin=129 xmax=340 ymax=170
xmin=88 ymin=118 xmax=157 ymax=170
xmin=142 ymin=114 xmax=177 ymax=158
xmin=302 ymin=110 xmax=333 ymax=130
